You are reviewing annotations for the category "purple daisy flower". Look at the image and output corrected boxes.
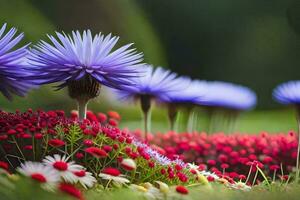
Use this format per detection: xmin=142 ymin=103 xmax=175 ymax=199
xmin=0 ymin=23 xmax=34 ymax=100
xmin=28 ymin=30 xmax=144 ymax=119
xmin=273 ymin=81 xmax=300 ymax=105
xmin=199 ymin=81 xmax=257 ymax=110
xmin=158 ymin=79 xmax=208 ymax=105
xmin=115 ymin=65 xmax=188 ymax=139
xmin=116 ymin=65 xmax=187 ymax=101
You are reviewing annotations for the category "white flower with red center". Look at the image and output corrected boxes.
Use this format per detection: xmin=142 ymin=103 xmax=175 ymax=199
xmin=99 ymin=167 xmax=129 ymax=184
xmin=73 ymin=170 xmax=97 ymax=189
xmin=43 ymin=154 xmax=83 ymax=183
xmin=17 ymin=161 xmax=59 ymax=187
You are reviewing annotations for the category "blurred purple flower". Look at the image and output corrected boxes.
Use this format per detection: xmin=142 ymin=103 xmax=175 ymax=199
xmin=273 ymin=81 xmax=300 ymax=105
xmin=115 ymin=65 xmax=188 ymax=101
xmin=158 ymin=79 xmax=208 ymax=105
xmin=199 ymin=81 xmax=257 ymax=110
xmin=0 ymin=23 xmax=34 ymax=100
xmin=27 ymin=30 xmax=144 ymax=89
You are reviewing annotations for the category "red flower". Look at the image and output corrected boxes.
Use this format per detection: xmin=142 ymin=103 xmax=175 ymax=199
xmin=102 ymin=167 xmax=121 ymax=176
xmin=108 ymin=119 xmax=118 ymax=127
xmin=83 ymin=139 xmax=93 ymax=146
xmin=0 ymin=161 xmax=9 ymax=170
xmin=76 ymin=152 xmax=84 ymax=159
xmin=97 ymin=113 xmax=107 ymax=123
xmin=207 ymin=159 xmax=216 ymax=166
xmin=48 ymin=139 xmax=65 ymax=147
xmin=103 ymin=145 xmax=113 ymax=152
xmin=85 ymin=147 xmax=108 ymax=158
xmin=107 ymin=111 xmax=120 ymax=120
xmin=34 ymin=133 xmax=43 ymax=139
xmin=176 ymin=185 xmax=189 ymax=194
xmin=221 ymin=163 xmax=229 ymax=169
xmin=59 ymin=183 xmax=84 ymax=200
xmin=7 ymin=129 xmax=16 ymax=135
xmin=30 ymin=173 xmax=47 ymax=183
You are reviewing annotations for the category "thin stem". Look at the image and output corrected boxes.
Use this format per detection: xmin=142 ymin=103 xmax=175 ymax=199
xmin=144 ymin=110 xmax=149 ymax=141
xmin=77 ymin=99 xmax=88 ymax=120
xmin=245 ymin=165 xmax=253 ymax=184
xmin=140 ymin=95 xmax=151 ymax=142
xmin=167 ymin=104 xmax=178 ymax=131
xmin=272 ymin=169 xmax=277 ymax=182
xmin=296 ymin=107 xmax=300 ymax=184
xmin=252 ymin=169 xmax=259 ymax=186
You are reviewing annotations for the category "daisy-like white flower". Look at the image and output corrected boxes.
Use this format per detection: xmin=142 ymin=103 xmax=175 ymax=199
xmin=98 ymin=167 xmax=129 ymax=184
xmin=17 ymin=161 xmax=59 ymax=186
xmin=28 ymin=30 xmax=144 ymax=120
xmin=0 ymin=23 xmax=36 ymax=100
xmin=73 ymin=170 xmax=97 ymax=189
xmin=43 ymin=154 xmax=83 ymax=183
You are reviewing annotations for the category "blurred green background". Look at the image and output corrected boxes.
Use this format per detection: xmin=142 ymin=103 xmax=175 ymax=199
xmin=0 ymin=0 xmax=299 ymax=133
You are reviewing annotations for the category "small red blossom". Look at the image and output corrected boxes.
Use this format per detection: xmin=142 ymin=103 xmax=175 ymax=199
xmin=85 ymin=147 xmax=108 ymax=158
xmin=176 ymin=185 xmax=189 ymax=194
xmin=107 ymin=111 xmax=121 ymax=120
xmin=102 ymin=167 xmax=121 ymax=176
xmin=0 ymin=161 xmax=9 ymax=170
xmin=75 ymin=152 xmax=84 ymax=159
xmin=48 ymin=139 xmax=65 ymax=147
xmin=108 ymin=119 xmax=118 ymax=127
xmin=31 ymin=173 xmax=47 ymax=183
xmin=97 ymin=113 xmax=107 ymax=123
xmin=59 ymin=183 xmax=84 ymax=200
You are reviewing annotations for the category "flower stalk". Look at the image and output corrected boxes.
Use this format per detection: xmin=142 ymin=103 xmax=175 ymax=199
xmin=140 ymin=95 xmax=151 ymax=141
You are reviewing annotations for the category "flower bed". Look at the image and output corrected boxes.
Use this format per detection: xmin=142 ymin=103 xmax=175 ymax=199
xmin=0 ymin=109 xmax=252 ymax=200
xmin=145 ymin=131 xmax=298 ymax=183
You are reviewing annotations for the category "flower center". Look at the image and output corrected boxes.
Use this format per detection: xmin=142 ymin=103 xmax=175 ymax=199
xmin=53 ymin=161 xmax=68 ymax=171
xmin=74 ymin=170 xmax=86 ymax=177
xmin=31 ymin=173 xmax=47 ymax=183
xmin=68 ymin=75 xmax=101 ymax=101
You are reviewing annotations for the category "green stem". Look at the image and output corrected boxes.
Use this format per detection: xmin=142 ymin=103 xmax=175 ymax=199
xmin=167 ymin=103 xmax=178 ymax=131
xmin=245 ymin=165 xmax=253 ymax=184
xmin=140 ymin=95 xmax=151 ymax=142
xmin=78 ymin=99 xmax=88 ymax=120
xmin=252 ymin=169 xmax=259 ymax=186
xmin=295 ymin=107 xmax=300 ymax=183
xmin=12 ymin=136 xmax=25 ymax=160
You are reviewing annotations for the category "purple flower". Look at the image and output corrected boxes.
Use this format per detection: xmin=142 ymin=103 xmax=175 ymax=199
xmin=28 ymin=30 xmax=144 ymax=90
xmin=199 ymin=81 xmax=257 ymax=110
xmin=116 ymin=65 xmax=187 ymax=101
xmin=158 ymin=79 xmax=208 ymax=105
xmin=0 ymin=23 xmax=34 ymax=100
xmin=273 ymin=81 xmax=300 ymax=105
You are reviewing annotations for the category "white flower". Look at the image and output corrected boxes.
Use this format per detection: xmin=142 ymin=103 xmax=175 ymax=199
xmin=73 ymin=170 xmax=97 ymax=189
xmin=17 ymin=161 xmax=60 ymax=187
xmin=99 ymin=167 xmax=129 ymax=184
xmin=43 ymin=154 xmax=83 ymax=183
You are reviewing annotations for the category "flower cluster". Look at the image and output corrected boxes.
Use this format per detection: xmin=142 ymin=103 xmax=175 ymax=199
xmin=145 ymin=131 xmax=298 ymax=184
xmin=0 ymin=109 xmax=218 ymax=187
xmin=17 ymin=154 xmax=97 ymax=200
